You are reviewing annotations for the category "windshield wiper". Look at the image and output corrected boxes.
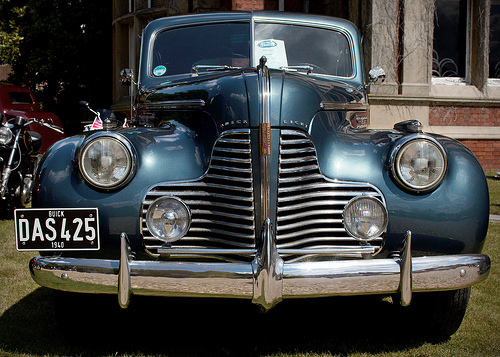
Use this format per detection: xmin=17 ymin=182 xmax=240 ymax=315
xmin=192 ymin=65 xmax=240 ymax=75
xmin=280 ymin=65 xmax=314 ymax=74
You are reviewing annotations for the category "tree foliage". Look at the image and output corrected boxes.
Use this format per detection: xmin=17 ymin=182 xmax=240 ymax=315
xmin=0 ymin=4 xmax=24 ymax=65
xmin=0 ymin=0 xmax=111 ymax=133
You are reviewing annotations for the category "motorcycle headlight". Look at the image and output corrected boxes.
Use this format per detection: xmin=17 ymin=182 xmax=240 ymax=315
xmin=390 ymin=136 xmax=447 ymax=193
xmin=146 ymin=196 xmax=191 ymax=243
xmin=343 ymin=196 xmax=388 ymax=241
xmin=79 ymin=134 xmax=135 ymax=189
xmin=0 ymin=127 xmax=13 ymax=145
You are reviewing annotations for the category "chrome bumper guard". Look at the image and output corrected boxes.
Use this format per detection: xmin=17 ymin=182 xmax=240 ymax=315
xmin=29 ymin=228 xmax=491 ymax=310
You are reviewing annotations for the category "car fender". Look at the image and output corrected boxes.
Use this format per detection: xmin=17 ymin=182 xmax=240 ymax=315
xmin=310 ymin=111 xmax=489 ymax=256
xmin=33 ymin=119 xmax=218 ymax=254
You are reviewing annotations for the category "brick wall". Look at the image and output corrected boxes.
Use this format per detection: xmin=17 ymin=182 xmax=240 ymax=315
xmin=429 ymin=105 xmax=500 ymax=126
xmin=459 ymin=139 xmax=500 ymax=172
xmin=229 ymin=0 xmax=325 ymax=12
xmin=231 ymin=0 xmax=277 ymax=10
xmin=430 ymin=105 xmax=500 ymax=171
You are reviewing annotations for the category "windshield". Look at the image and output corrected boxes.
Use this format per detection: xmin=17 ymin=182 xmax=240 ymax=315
xmin=151 ymin=22 xmax=250 ymax=77
xmin=151 ymin=21 xmax=353 ymax=78
xmin=255 ymin=23 xmax=353 ymax=77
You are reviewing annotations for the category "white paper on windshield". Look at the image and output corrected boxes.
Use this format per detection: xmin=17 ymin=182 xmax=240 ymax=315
xmin=254 ymin=39 xmax=288 ymax=69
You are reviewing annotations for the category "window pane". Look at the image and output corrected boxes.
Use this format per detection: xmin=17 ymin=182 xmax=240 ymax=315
xmin=151 ymin=23 xmax=250 ymax=77
xmin=433 ymin=0 xmax=468 ymax=77
xmin=8 ymin=92 xmax=34 ymax=105
xmin=254 ymin=23 xmax=353 ymax=77
xmin=490 ymin=1 xmax=500 ymax=78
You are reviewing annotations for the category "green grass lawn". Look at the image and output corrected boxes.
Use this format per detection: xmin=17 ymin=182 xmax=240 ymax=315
xmin=487 ymin=171 xmax=500 ymax=215
xmin=0 ymin=178 xmax=499 ymax=356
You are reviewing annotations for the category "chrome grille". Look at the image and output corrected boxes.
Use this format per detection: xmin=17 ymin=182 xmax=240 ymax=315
xmin=141 ymin=130 xmax=255 ymax=261
xmin=277 ymin=130 xmax=384 ymax=259
xmin=142 ymin=128 xmax=385 ymax=262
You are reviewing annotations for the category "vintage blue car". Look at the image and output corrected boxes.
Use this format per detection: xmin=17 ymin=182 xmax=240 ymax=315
xmin=16 ymin=11 xmax=490 ymax=338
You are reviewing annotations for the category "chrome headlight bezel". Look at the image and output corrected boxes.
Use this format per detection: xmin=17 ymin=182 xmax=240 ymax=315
xmin=343 ymin=195 xmax=388 ymax=241
xmin=0 ymin=126 xmax=13 ymax=145
xmin=78 ymin=133 xmax=135 ymax=190
xmin=390 ymin=135 xmax=447 ymax=194
xmin=146 ymin=196 xmax=191 ymax=243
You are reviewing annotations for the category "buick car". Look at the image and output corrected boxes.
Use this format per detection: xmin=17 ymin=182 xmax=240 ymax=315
xmin=15 ymin=12 xmax=490 ymax=338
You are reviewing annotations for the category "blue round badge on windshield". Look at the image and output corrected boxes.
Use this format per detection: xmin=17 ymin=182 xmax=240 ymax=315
xmin=153 ymin=65 xmax=167 ymax=76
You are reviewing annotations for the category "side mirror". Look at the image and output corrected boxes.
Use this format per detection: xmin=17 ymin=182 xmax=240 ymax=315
xmin=120 ymin=69 xmax=135 ymax=87
xmin=367 ymin=67 xmax=386 ymax=86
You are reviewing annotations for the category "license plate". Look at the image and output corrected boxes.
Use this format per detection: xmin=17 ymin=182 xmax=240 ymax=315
xmin=15 ymin=208 xmax=100 ymax=251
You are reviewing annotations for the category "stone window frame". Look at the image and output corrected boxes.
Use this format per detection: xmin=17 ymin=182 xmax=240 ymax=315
xmin=431 ymin=0 xmax=495 ymax=96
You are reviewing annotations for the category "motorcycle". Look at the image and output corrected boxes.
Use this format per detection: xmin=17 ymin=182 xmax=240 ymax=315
xmin=0 ymin=114 xmax=64 ymax=211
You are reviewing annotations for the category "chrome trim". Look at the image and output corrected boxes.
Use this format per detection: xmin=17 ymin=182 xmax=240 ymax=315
xmin=141 ymin=130 xmax=255 ymax=258
xmin=399 ymin=231 xmax=412 ymax=306
xmin=252 ymin=218 xmax=284 ymax=310
xmin=389 ymin=134 xmax=448 ymax=193
xmin=156 ymin=246 xmax=376 ymax=256
xmin=342 ymin=195 xmax=388 ymax=241
xmin=192 ymin=65 xmax=240 ymax=75
xmin=145 ymin=196 xmax=192 ymax=243
xmin=29 ymin=250 xmax=491 ymax=305
xmin=142 ymin=99 xmax=205 ymax=110
xmin=281 ymin=65 xmax=313 ymax=74
xmin=277 ymin=130 xmax=386 ymax=257
xmin=158 ymin=247 xmax=257 ymax=255
xmin=257 ymin=56 xmax=271 ymax=222
xmin=143 ymin=129 xmax=387 ymax=262
xmin=78 ymin=133 xmax=136 ymax=190
xmin=282 ymin=254 xmax=490 ymax=296
xmin=320 ymin=102 xmax=368 ymax=111
xmin=118 ymin=233 xmax=132 ymax=309
xmin=367 ymin=67 xmax=386 ymax=86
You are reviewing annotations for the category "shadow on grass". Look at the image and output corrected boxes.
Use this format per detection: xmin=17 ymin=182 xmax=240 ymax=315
xmin=0 ymin=288 xmax=436 ymax=356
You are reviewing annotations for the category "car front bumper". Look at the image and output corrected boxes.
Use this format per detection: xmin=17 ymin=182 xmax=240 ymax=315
xmin=29 ymin=226 xmax=491 ymax=310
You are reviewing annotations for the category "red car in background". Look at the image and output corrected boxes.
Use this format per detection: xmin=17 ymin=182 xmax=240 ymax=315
xmin=0 ymin=84 xmax=65 ymax=153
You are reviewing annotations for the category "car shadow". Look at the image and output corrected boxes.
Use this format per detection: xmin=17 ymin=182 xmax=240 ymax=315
xmin=0 ymin=287 xmax=434 ymax=356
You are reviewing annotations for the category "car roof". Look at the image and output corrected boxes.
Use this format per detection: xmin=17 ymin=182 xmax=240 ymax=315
xmin=145 ymin=11 xmax=358 ymax=35
xmin=0 ymin=83 xmax=32 ymax=93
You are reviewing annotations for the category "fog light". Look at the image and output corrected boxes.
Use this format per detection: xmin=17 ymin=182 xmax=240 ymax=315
xmin=146 ymin=196 xmax=191 ymax=243
xmin=343 ymin=196 xmax=388 ymax=241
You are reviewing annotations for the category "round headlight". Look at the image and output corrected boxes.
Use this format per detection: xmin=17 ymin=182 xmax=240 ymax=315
xmin=392 ymin=137 xmax=447 ymax=192
xmin=343 ymin=196 xmax=388 ymax=241
xmin=0 ymin=127 xmax=13 ymax=145
xmin=79 ymin=135 xmax=134 ymax=189
xmin=146 ymin=197 xmax=191 ymax=243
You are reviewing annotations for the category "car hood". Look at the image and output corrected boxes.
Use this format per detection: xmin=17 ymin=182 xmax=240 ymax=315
xmin=138 ymin=69 xmax=367 ymax=132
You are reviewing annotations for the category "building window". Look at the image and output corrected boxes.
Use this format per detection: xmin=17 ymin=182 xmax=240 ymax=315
xmin=433 ymin=0 xmax=468 ymax=78
xmin=491 ymin=0 xmax=500 ymax=78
